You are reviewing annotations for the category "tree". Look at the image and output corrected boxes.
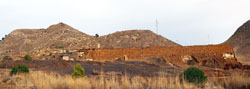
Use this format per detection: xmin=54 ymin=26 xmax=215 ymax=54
xmin=180 ymin=67 xmax=207 ymax=85
xmin=95 ymin=34 xmax=99 ymax=38
xmin=72 ymin=63 xmax=85 ymax=78
xmin=2 ymin=35 xmax=7 ymax=40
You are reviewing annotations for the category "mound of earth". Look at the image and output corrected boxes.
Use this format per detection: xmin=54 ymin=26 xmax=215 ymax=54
xmin=0 ymin=22 xmax=180 ymax=59
xmin=84 ymin=44 xmax=242 ymax=69
xmin=224 ymin=20 xmax=250 ymax=64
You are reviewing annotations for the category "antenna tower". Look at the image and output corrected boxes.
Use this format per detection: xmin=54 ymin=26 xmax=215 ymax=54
xmin=156 ymin=19 xmax=158 ymax=34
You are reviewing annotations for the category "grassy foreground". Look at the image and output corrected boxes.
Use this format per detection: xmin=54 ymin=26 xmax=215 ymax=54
xmin=0 ymin=71 xmax=248 ymax=89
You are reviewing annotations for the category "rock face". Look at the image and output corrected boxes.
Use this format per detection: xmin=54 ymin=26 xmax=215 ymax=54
xmin=0 ymin=22 xmax=180 ymax=59
xmin=224 ymin=20 xmax=250 ymax=63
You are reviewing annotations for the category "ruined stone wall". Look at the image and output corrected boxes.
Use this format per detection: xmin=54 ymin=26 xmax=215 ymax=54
xmin=83 ymin=44 xmax=241 ymax=69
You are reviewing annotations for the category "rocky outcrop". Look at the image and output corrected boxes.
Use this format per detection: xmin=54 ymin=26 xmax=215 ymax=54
xmin=181 ymin=55 xmax=198 ymax=65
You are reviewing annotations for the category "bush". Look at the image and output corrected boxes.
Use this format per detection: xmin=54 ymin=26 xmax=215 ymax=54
xmin=58 ymin=46 xmax=64 ymax=49
xmin=10 ymin=65 xmax=29 ymax=76
xmin=72 ymin=63 xmax=85 ymax=78
xmin=95 ymin=34 xmax=99 ymax=38
xmin=181 ymin=67 xmax=207 ymax=85
xmin=24 ymin=54 xmax=32 ymax=61
xmin=66 ymin=50 xmax=69 ymax=53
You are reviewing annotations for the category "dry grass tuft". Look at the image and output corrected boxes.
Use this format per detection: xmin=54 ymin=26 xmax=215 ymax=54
xmin=223 ymin=73 xmax=250 ymax=89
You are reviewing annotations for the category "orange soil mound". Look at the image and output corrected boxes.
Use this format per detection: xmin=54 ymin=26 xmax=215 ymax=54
xmin=83 ymin=44 xmax=241 ymax=69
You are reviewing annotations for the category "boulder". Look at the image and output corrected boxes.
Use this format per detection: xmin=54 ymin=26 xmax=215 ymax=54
xmin=181 ymin=55 xmax=198 ymax=65
xmin=223 ymin=53 xmax=235 ymax=59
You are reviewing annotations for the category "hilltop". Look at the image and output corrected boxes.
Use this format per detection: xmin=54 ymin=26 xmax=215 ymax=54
xmin=96 ymin=30 xmax=180 ymax=48
xmin=0 ymin=23 xmax=93 ymax=54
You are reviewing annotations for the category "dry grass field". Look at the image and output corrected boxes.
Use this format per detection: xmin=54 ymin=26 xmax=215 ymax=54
xmin=1 ymin=70 xmax=249 ymax=89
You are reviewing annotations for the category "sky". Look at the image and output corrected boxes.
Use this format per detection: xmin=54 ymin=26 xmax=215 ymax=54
xmin=0 ymin=0 xmax=250 ymax=46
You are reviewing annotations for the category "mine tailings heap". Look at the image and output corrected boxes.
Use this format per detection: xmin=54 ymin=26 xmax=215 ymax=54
xmin=80 ymin=44 xmax=241 ymax=69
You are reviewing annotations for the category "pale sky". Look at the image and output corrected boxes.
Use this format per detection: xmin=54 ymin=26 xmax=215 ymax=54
xmin=0 ymin=0 xmax=250 ymax=45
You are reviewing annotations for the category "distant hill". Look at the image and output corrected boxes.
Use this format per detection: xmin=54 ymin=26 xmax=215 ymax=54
xmin=0 ymin=23 xmax=180 ymax=57
xmin=96 ymin=30 xmax=180 ymax=48
xmin=0 ymin=23 xmax=93 ymax=54
xmin=224 ymin=20 xmax=250 ymax=63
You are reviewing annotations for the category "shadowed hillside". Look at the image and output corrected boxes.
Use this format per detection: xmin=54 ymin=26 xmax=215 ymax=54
xmin=224 ymin=20 xmax=250 ymax=64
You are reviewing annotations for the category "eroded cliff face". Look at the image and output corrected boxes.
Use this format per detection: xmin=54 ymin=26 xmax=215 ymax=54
xmin=82 ymin=44 xmax=241 ymax=69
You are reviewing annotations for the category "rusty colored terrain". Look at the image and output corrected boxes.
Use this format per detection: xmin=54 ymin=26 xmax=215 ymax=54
xmin=84 ymin=44 xmax=240 ymax=69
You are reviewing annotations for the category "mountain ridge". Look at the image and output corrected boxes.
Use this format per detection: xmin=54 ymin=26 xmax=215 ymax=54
xmin=0 ymin=22 xmax=180 ymax=58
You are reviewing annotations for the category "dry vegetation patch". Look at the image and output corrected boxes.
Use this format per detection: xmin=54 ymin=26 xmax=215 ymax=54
xmin=222 ymin=73 xmax=250 ymax=89
xmin=1 ymin=71 xmax=223 ymax=89
xmin=0 ymin=69 xmax=249 ymax=89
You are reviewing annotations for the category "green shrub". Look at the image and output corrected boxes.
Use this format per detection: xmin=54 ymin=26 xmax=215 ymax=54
xmin=10 ymin=65 xmax=29 ymax=76
xmin=66 ymin=50 xmax=69 ymax=53
xmin=24 ymin=54 xmax=32 ymax=61
xmin=72 ymin=63 xmax=85 ymax=78
xmin=181 ymin=67 xmax=207 ymax=85
xmin=2 ymin=35 xmax=7 ymax=40
xmin=95 ymin=34 xmax=99 ymax=38
xmin=58 ymin=46 xmax=64 ymax=49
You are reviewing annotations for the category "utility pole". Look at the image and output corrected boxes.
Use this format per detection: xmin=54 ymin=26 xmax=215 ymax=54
xmin=156 ymin=19 xmax=158 ymax=34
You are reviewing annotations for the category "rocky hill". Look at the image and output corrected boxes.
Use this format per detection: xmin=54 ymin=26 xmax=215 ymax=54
xmin=0 ymin=23 xmax=180 ymax=58
xmin=96 ymin=30 xmax=180 ymax=48
xmin=224 ymin=20 xmax=250 ymax=63
xmin=0 ymin=23 xmax=93 ymax=54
